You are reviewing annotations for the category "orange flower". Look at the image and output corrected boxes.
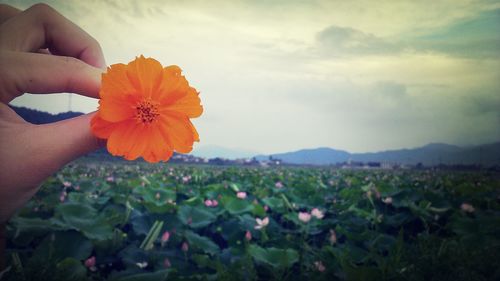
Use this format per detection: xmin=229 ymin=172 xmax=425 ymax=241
xmin=91 ymin=55 xmax=203 ymax=163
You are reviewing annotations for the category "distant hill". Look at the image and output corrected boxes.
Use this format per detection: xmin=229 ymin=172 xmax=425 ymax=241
xmin=10 ymin=106 xmax=500 ymax=166
xmin=256 ymin=147 xmax=350 ymax=165
xmin=257 ymin=142 xmax=500 ymax=166
xmin=191 ymin=145 xmax=259 ymax=160
xmin=10 ymin=105 xmax=83 ymax=124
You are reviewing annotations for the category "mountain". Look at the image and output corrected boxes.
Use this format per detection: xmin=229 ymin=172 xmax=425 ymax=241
xmin=256 ymin=142 xmax=500 ymax=166
xmin=10 ymin=105 xmax=83 ymax=124
xmin=10 ymin=106 xmax=500 ymax=166
xmin=192 ymin=145 xmax=259 ymax=160
xmin=255 ymin=147 xmax=350 ymax=165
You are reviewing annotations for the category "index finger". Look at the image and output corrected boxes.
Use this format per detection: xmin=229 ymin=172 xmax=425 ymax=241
xmin=0 ymin=4 xmax=20 ymax=24
xmin=0 ymin=3 xmax=106 ymax=69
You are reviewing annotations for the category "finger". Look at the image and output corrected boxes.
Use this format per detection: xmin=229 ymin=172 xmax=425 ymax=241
xmin=0 ymin=112 xmax=103 ymax=223
xmin=0 ymin=4 xmax=20 ymax=24
xmin=0 ymin=3 xmax=106 ymax=68
xmin=32 ymin=112 xmax=104 ymax=170
xmin=0 ymin=51 xmax=102 ymax=103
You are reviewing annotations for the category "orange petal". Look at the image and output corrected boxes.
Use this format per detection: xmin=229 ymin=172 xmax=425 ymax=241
xmin=126 ymin=56 xmax=164 ymax=99
xmin=106 ymin=120 xmax=140 ymax=157
xmin=142 ymin=125 xmax=174 ymax=162
xmin=156 ymin=65 xmax=191 ymax=102
xmin=100 ymin=64 xmax=138 ymax=100
xmin=188 ymin=119 xmax=200 ymax=142
xmin=99 ymin=98 xmax=136 ymax=122
xmin=91 ymin=113 xmax=119 ymax=139
xmin=159 ymin=113 xmax=195 ymax=153
xmin=161 ymin=87 xmax=203 ymax=118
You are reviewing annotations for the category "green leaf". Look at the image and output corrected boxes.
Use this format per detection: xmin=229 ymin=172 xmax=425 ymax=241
xmin=248 ymin=245 xmax=299 ymax=269
xmin=178 ymin=206 xmax=216 ymax=228
xmin=114 ymin=270 xmax=170 ymax=281
xmin=51 ymin=231 xmax=93 ymax=260
xmin=185 ymin=231 xmax=220 ymax=255
xmin=8 ymin=217 xmax=64 ymax=245
xmin=261 ymin=197 xmax=285 ymax=212
xmin=55 ymin=258 xmax=88 ymax=281
xmin=56 ymin=202 xmax=114 ymax=241
xmin=223 ymin=197 xmax=253 ymax=215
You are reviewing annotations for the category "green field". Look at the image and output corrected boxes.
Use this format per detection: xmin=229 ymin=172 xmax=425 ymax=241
xmin=3 ymin=162 xmax=500 ymax=281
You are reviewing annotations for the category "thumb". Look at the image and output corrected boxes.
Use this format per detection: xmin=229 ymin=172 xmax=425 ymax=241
xmin=33 ymin=112 xmax=103 ymax=169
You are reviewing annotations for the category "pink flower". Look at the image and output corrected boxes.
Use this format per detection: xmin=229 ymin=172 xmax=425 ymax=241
xmin=205 ymin=199 xmax=218 ymax=207
xmin=275 ymin=181 xmax=283 ymax=188
xmin=59 ymin=194 xmax=66 ymax=203
xmin=84 ymin=256 xmax=97 ymax=271
xmin=314 ymin=261 xmax=326 ymax=272
xmin=382 ymin=197 xmax=393 ymax=205
xmin=461 ymin=203 xmax=475 ymax=213
xmin=264 ymin=205 xmax=269 ymax=212
xmin=63 ymin=181 xmax=72 ymax=188
xmin=163 ymin=258 xmax=171 ymax=268
xmin=182 ymin=176 xmax=191 ymax=183
xmin=311 ymin=208 xmax=324 ymax=219
xmin=84 ymin=256 xmax=95 ymax=268
xmin=236 ymin=192 xmax=247 ymax=199
xmin=245 ymin=230 xmax=252 ymax=241
xmin=181 ymin=242 xmax=189 ymax=252
xmin=329 ymin=229 xmax=337 ymax=245
xmin=298 ymin=212 xmax=311 ymax=223
xmin=255 ymin=217 xmax=269 ymax=230
xmin=161 ymin=231 xmax=170 ymax=243
xmin=205 ymin=199 xmax=213 ymax=207
xmin=106 ymin=176 xmax=114 ymax=182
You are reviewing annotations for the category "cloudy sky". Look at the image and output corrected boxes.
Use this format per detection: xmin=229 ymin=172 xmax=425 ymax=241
xmin=7 ymin=0 xmax=500 ymax=154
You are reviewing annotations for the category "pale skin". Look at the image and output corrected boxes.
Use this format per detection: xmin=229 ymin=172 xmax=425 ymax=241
xmin=0 ymin=3 xmax=105 ymax=223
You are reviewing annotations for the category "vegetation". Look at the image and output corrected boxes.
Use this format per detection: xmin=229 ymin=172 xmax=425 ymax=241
xmin=3 ymin=162 xmax=500 ymax=280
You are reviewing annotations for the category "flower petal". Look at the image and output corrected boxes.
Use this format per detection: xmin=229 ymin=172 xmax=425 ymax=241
xmin=156 ymin=66 xmax=194 ymax=102
xmin=126 ymin=56 xmax=164 ymax=98
xmin=158 ymin=113 xmax=196 ymax=153
xmin=142 ymin=125 xmax=173 ymax=162
xmin=91 ymin=113 xmax=119 ymax=139
xmin=107 ymin=120 xmax=140 ymax=157
xmin=100 ymin=64 xmax=137 ymax=100
xmin=161 ymin=87 xmax=203 ymax=118
xmin=98 ymin=98 xmax=136 ymax=122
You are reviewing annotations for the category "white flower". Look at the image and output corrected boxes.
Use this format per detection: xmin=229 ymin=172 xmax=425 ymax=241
xmin=461 ymin=203 xmax=475 ymax=213
xmin=255 ymin=217 xmax=269 ymax=230
xmin=311 ymin=208 xmax=324 ymax=219
xmin=314 ymin=261 xmax=326 ymax=272
xmin=136 ymin=261 xmax=148 ymax=269
xmin=382 ymin=197 xmax=393 ymax=205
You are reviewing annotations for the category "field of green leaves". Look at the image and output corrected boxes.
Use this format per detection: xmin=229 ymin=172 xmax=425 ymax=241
xmin=3 ymin=162 xmax=500 ymax=281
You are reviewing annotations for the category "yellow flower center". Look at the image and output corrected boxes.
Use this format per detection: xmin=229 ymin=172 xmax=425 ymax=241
xmin=135 ymin=99 xmax=159 ymax=124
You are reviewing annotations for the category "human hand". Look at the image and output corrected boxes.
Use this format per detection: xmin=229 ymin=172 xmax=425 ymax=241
xmin=0 ymin=3 xmax=105 ymax=223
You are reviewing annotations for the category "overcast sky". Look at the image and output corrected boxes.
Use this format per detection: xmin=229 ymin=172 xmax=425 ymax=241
xmin=7 ymin=0 xmax=500 ymax=154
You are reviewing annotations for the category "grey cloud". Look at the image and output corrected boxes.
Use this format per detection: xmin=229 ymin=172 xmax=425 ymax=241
xmin=316 ymin=25 xmax=402 ymax=56
xmin=316 ymin=8 xmax=500 ymax=59
xmin=372 ymin=81 xmax=407 ymax=99
xmin=463 ymin=90 xmax=500 ymax=123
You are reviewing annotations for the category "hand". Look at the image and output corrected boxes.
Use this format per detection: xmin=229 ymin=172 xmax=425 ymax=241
xmin=0 ymin=3 xmax=105 ymax=223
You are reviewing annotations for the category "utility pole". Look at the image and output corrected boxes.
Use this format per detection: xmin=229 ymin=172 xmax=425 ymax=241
xmin=68 ymin=93 xmax=72 ymax=112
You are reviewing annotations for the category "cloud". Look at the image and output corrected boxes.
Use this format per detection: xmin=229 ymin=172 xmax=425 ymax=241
xmin=316 ymin=8 xmax=500 ymax=59
xmin=412 ymin=8 xmax=500 ymax=58
xmin=316 ymin=25 xmax=401 ymax=56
